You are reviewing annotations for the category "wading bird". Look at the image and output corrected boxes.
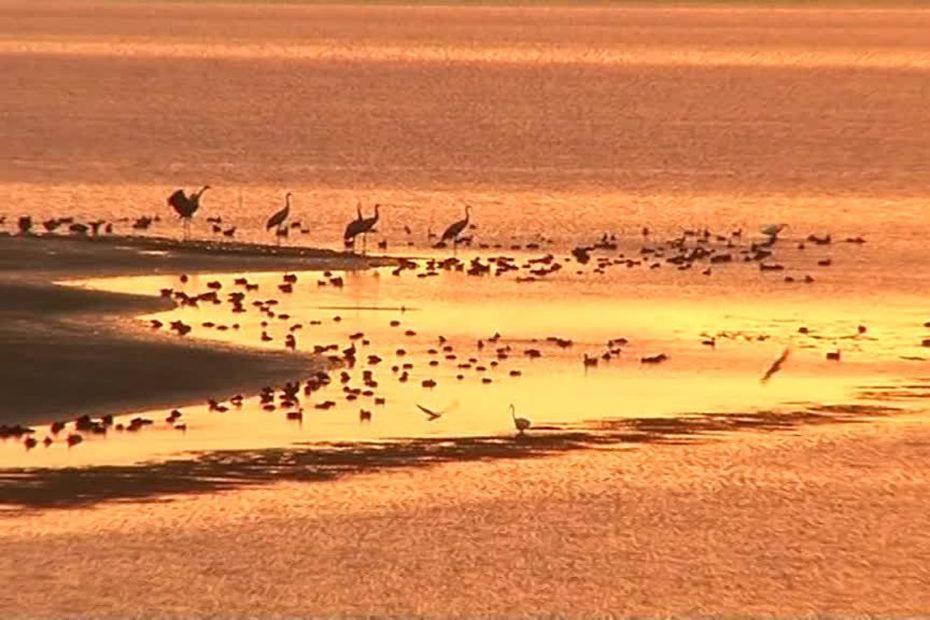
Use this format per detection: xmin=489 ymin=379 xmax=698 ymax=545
xmin=344 ymin=203 xmax=380 ymax=252
xmin=167 ymin=185 xmax=210 ymax=239
xmin=510 ymin=404 xmax=531 ymax=435
xmin=266 ymin=192 xmax=292 ymax=244
xmin=440 ymin=205 xmax=472 ymax=246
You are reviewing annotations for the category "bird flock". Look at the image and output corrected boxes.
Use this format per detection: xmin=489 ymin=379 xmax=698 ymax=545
xmin=6 ymin=187 xmax=927 ymax=454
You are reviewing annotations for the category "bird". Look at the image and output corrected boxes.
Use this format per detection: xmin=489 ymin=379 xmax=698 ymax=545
xmin=760 ymin=223 xmax=787 ymax=239
xmin=761 ymin=348 xmax=790 ymax=384
xmin=266 ymin=192 xmax=292 ymax=244
xmin=417 ymin=404 xmax=442 ymax=420
xmin=440 ymin=205 xmax=472 ymax=246
xmin=344 ymin=203 xmax=380 ymax=252
xmin=510 ymin=404 xmax=531 ymax=435
xmin=167 ymin=185 xmax=210 ymax=239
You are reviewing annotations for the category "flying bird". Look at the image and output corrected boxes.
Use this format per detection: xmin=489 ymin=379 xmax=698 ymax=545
xmin=167 ymin=185 xmax=210 ymax=239
xmin=761 ymin=348 xmax=791 ymax=384
xmin=417 ymin=404 xmax=443 ymax=421
xmin=417 ymin=401 xmax=457 ymax=421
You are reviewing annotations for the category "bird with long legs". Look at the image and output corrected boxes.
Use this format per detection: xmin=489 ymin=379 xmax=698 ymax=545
xmin=344 ymin=202 xmax=380 ymax=253
xmin=167 ymin=185 xmax=210 ymax=240
xmin=439 ymin=205 xmax=472 ymax=249
xmin=266 ymin=192 xmax=292 ymax=245
xmin=510 ymin=403 xmax=531 ymax=436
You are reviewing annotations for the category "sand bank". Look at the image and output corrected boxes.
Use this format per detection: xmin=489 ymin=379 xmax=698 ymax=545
xmin=0 ymin=234 xmax=388 ymax=425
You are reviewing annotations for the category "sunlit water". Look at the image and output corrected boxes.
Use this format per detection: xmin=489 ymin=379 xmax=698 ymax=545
xmin=2 ymin=234 xmax=927 ymax=469
xmin=1 ymin=2 xmax=929 ymax=468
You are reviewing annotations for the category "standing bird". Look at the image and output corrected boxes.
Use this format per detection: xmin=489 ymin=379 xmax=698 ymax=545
xmin=266 ymin=192 xmax=292 ymax=245
xmin=510 ymin=404 xmax=531 ymax=436
xmin=440 ymin=205 xmax=472 ymax=247
xmin=167 ymin=185 xmax=210 ymax=239
xmin=344 ymin=204 xmax=381 ymax=252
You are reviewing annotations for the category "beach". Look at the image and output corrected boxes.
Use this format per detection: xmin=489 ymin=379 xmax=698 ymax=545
xmin=0 ymin=234 xmax=385 ymax=424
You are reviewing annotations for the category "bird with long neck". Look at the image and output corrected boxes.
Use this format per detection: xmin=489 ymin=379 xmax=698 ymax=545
xmin=440 ymin=205 xmax=471 ymax=247
xmin=359 ymin=204 xmax=380 ymax=252
xmin=510 ymin=404 xmax=531 ymax=436
xmin=343 ymin=203 xmax=380 ymax=253
xmin=266 ymin=192 xmax=292 ymax=245
xmin=167 ymin=185 xmax=210 ymax=240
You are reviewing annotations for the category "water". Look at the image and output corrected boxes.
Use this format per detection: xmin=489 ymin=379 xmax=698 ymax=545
xmin=2 ymin=2 xmax=930 ymax=467
xmin=4 ymin=4 xmax=930 ymax=615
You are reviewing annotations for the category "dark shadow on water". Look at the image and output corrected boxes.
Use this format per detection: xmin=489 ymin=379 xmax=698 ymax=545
xmin=0 ymin=402 xmax=906 ymax=512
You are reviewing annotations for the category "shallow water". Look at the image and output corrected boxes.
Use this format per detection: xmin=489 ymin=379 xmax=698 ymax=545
xmin=1 ymin=2 xmax=930 ymax=481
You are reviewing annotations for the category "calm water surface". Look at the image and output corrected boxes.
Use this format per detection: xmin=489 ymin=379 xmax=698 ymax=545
xmin=1 ymin=1 xmax=929 ymax=466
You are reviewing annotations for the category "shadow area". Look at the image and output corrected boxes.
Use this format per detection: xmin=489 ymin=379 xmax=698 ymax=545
xmin=0 ymin=402 xmax=905 ymax=512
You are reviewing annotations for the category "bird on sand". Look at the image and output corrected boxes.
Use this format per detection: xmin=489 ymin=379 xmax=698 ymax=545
xmin=510 ymin=404 xmax=531 ymax=435
xmin=760 ymin=348 xmax=790 ymax=384
xmin=440 ymin=205 xmax=472 ymax=246
xmin=266 ymin=192 xmax=292 ymax=243
xmin=167 ymin=185 xmax=210 ymax=239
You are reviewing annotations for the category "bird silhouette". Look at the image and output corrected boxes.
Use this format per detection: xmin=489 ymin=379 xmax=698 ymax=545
xmin=440 ymin=205 xmax=472 ymax=246
xmin=510 ymin=404 xmax=531 ymax=435
xmin=417 ymin=401 xmax=457 ymax=421
xmin=344 ymin=203 xmax=380 ymax=252
xmin=761 ymin=348 xmax=790 ymax=383
xmin=167 ymin=185 xmax=210 ymax=239
xmin=266 ymin=192 xmax=292 ymax=244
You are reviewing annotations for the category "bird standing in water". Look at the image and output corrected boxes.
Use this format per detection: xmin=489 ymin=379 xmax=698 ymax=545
xmin=440 ymin=205 xmax=472 ymax=247
xmin=510 ymin=404 xmax=531 ymax=436
xmin=344 ymin=203 xmax=380 ymax=252
xmin=167 ymin=185 xmax=210 ymax=239
xmin=266 ymin=192 xmax=292 ymax=245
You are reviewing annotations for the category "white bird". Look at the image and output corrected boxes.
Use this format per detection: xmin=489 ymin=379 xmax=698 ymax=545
xmin=760 ymin=223 xmax=787 ymax=238
xmin=510 ymin=404 xmax=531 ymax=435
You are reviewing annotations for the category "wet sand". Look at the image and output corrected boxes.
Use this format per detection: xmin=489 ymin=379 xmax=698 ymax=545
xmin=2 ymin=412 xmax=929 ymax=616
xmin=0 ymin=234 xmax=386 ymax=425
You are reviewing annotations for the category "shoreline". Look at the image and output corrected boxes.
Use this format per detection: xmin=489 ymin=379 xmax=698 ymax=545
xmin=2 ymin=408 xmax=929 ymax=615
xmin=0 ymin=233 xmax=390 ymax=426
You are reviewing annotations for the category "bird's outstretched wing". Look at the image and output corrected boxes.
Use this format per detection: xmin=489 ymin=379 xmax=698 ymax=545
xmin=761 ymin=348 xmax=791 ymax=384
xmin=417 ymin=404 xmax=442 ymax=420
xmin=167 ymin=189 xmax=188 ymax=213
